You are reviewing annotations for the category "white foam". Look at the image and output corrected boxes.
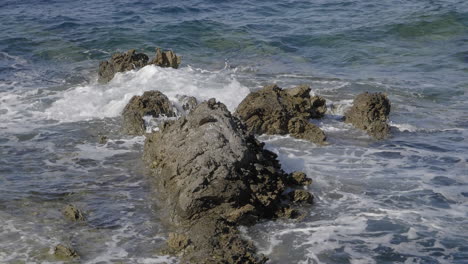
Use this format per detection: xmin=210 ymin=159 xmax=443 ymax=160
xmin=43 ymin=65 xmax=251 ymax=122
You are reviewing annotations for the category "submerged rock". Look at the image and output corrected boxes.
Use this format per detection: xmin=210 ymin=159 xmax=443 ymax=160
xmin=122 ymin=91 xmax=175 ymax=135
xmin=144 ymin=99 xmax=312 ymax=263
xmin=98 ymin=49 xmax=149 ymax=84
xmin=235 ymin=84 xmax=327 ymax=144
xmin=54 ymin=244 xmax=78 ymax=259
xmin=98 ymin=48 xmax=181 ymax=83
xmin=344 ymin=92 xmax=391 ymax=139
xmin=63 ymin=204 xmax=85 ymax=222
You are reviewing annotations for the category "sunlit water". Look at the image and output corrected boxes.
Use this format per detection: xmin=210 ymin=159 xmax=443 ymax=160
xmin=0 ymin=0 xmax=467 ymax=263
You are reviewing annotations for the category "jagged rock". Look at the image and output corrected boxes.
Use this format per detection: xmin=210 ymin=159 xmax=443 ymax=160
xmin=288 ymin=117 xmax=326 ymax=144
xmin=167 ymin=233 xmax=191 ymax=253
xmin=144 ymin=99 xmax=313 ymax=263
xmin=344 ymin=92 xmax=391 ymax=139
xmin=150 ymin=48 xmax=181 ymax=69
xmin=235 ymin=84 xmax=327 ymax=144
xmin=98 ymin=48 xmax=182 ymax=83
xmin=54 ymin=244 xmax=78 ymax=259
xmin=63 ymin=204 xmax=85 ymax=222
xmin=122 ymin=91 xmax=175 ymax=135
xmin=98 ymin=49 xmax=149 ymax=83
xmin=288 ymin=190 xmax=314 ymax=204
xmin=288 ymin=171 xmax=312 ymax=186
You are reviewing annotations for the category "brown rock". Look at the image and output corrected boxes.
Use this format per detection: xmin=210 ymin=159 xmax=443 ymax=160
xmin=54 ymin=244 xmax=78 ymax=259
xmin=289 ymin=171 xmax=313 ymax=186
xmin=235 ymin=84 xmax=327 ymax=144
xmin=98 ymin=49 xmax=149 ymax=84
xmin=63 ymin=204 xmax=85 ymax=222
xmin=122 ymin=91 xmax=175 ymax=135
xmin=344 ymin=92 xmax=391 ymax=139
xmin=288 ymin=190 xmax=314 ymax=204
xmin=287 ymin=117 xmax=326 ymax=144
xmin=150 ymin=48 xmax=181 ymax=69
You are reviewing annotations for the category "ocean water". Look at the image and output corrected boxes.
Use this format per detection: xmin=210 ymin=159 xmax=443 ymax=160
xmin=0 ymin=0 xmax=467 ymax=263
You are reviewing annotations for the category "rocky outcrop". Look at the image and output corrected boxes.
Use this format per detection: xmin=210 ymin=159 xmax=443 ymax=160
xmin=122 ymin=91 xmax=175 ymax=135
xmin=150 ymin=48 xmax=182 ymax=69
xmin=344 ymin=92 xmax=391 ymax=139
xmin=98 ymin=48 xmax=181 ymax=83
xmin=54 ymin=244 xmax=78 ymax=259
xmin=235 ymin=84 xmax=327 ymax=145
xmin=63 ymin=204 xmax=85 ymax=222
xmin=98 ymin=49 xmax=149 ymax=84
xmin=144 ymin=99 xmax=313 ymax=263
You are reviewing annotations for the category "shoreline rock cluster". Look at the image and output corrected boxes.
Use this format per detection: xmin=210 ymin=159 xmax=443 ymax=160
xmin=86 ymin=49 xmax=392 ymax=263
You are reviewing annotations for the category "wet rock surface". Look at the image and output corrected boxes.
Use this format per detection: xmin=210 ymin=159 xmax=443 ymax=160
xmin=144 ymin=99 xmax=312 ymax=263
xmin=54 ymin=244 xmax=78 ymax=259
xmin=98 ymin=49 xmax=149 ymax=84
xmin=63 ymin=204 xmax=85 ymax=222
xmin=98 ymin=48 xmax=181 ymax=83
xmin=122 ymin=91 xmax=175 ymax=135
xmin=345 ymin=92 xmax=391 ymax=139
xmin=235 ymin=84 xmax=327 ymax=144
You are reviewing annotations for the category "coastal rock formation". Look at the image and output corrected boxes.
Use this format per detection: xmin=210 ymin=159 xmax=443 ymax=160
xmin=344 ymin=92 xmax=391 ymax=139
xmin=235 ymin=84 xmax=327 ymax=144
xmin=144 ymin=99 xmax=312 ymax=263
xmin=122 ymin=91 xmax=175 ymax=135
xmin=63 ymin=204 xmax=85 ymax=222
xmin=54 ymin=244 xmax=78 ymax=259
xmin=98 ymin=49 xmax=149 ymax=84
xmin=98 ymin=48 xmax=181 ymax=83
xmin=150 ymin=48 xmax=182 ymax=69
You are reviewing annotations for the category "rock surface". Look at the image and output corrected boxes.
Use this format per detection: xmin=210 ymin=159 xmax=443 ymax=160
xmin=63 ymin=204 xmax=85 ymax=222
xmin=54 ymin=244 xmax=78 ymax=259
xmin=344 ymin=92 xmax=391 ymax=139
xmin=235 ymin=84 xmax=327 ymax=144
xmin=98 ymin=49 xmax=149 ymax=84
xmin=122 ymin=91 xmax=175 ymax=135
xmin=98 ymin=48 xmax=181 ymax=83
xmin=144 ymin=99 xmax=312 ymax=263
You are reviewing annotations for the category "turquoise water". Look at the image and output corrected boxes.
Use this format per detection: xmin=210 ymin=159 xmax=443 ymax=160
xmin=0 ymin=1 xmax=467 ymax=263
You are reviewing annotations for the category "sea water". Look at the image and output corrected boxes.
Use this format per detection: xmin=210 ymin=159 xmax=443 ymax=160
xmin=0 ymin=0 xmax=467 ymax=263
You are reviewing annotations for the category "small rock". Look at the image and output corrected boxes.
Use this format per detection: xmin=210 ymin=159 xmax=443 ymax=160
xmin=122 ymin=90 xmax=175 ymax=135
xmin=344 ymin=92 xmax=391 ymax=139
xmin=176 ymin=95 xmax=198 ymax=113
xmin=98 ymin=49 xmax=149 ymax=84
xmin=150 ymin=48 xmax=181 ymax=69
xmin=63 ymin=204 xmax=85 ymax=222
xmin=287 ymin=117 xmax=326 ymax=145
xmin=289 ymin=171 xmax=312 ymax=186
xmin=98 ymin=135 xmax=108 ymax=144
xmin=54 ymin=244 xmax=78 ymax=259
xmin=288 ymin=190 xmax=314 ymax=204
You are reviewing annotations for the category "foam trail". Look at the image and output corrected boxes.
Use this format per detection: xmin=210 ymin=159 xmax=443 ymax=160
xmin=44 ymin=65 xmax=251 ymax=122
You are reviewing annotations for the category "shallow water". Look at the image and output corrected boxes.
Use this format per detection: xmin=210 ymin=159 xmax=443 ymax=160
xmin=0 ymin=0 xmax=467 ymax=263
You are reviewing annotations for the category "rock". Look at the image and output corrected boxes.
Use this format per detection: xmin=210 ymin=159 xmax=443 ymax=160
xmin=344 ymin=92 xmax=391 ymax=139
xmin=122 ymin=91 xmax=175 ymax=135
xmin=288 ymin=190 xmax=314 ymax=204
xmin=287 ymin=117 xmax=326 ymax=144
xmin=144 ymin=99 xmax=312 ymax=263
xmin=176 ymin=95 xmax=198 ymax=113
xmin=98 ymin=48 xmax=182 ymax=83
xmin=98 ymin=135 xmax=108 ymax=144
xmin=288 ymin=171 xmax=312 ymax=186
xmin=150 ymin=48 xmax=181 ymax=69
xmin=63 ymin=204 xmax=85 ymax=222
xmin=235 ymin=84 xmax=327 ymax=144
xmin=54 ymin=244 xmax=78 ymax=259
xmin=98 ymin=49 xmax=149 ymax=84
xmin=167 ymin=233 xmax=191 ymax=253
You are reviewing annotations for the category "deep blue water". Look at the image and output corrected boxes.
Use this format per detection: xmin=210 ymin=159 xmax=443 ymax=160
xmin=0 ymin=1 xmax=467 ymax=263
